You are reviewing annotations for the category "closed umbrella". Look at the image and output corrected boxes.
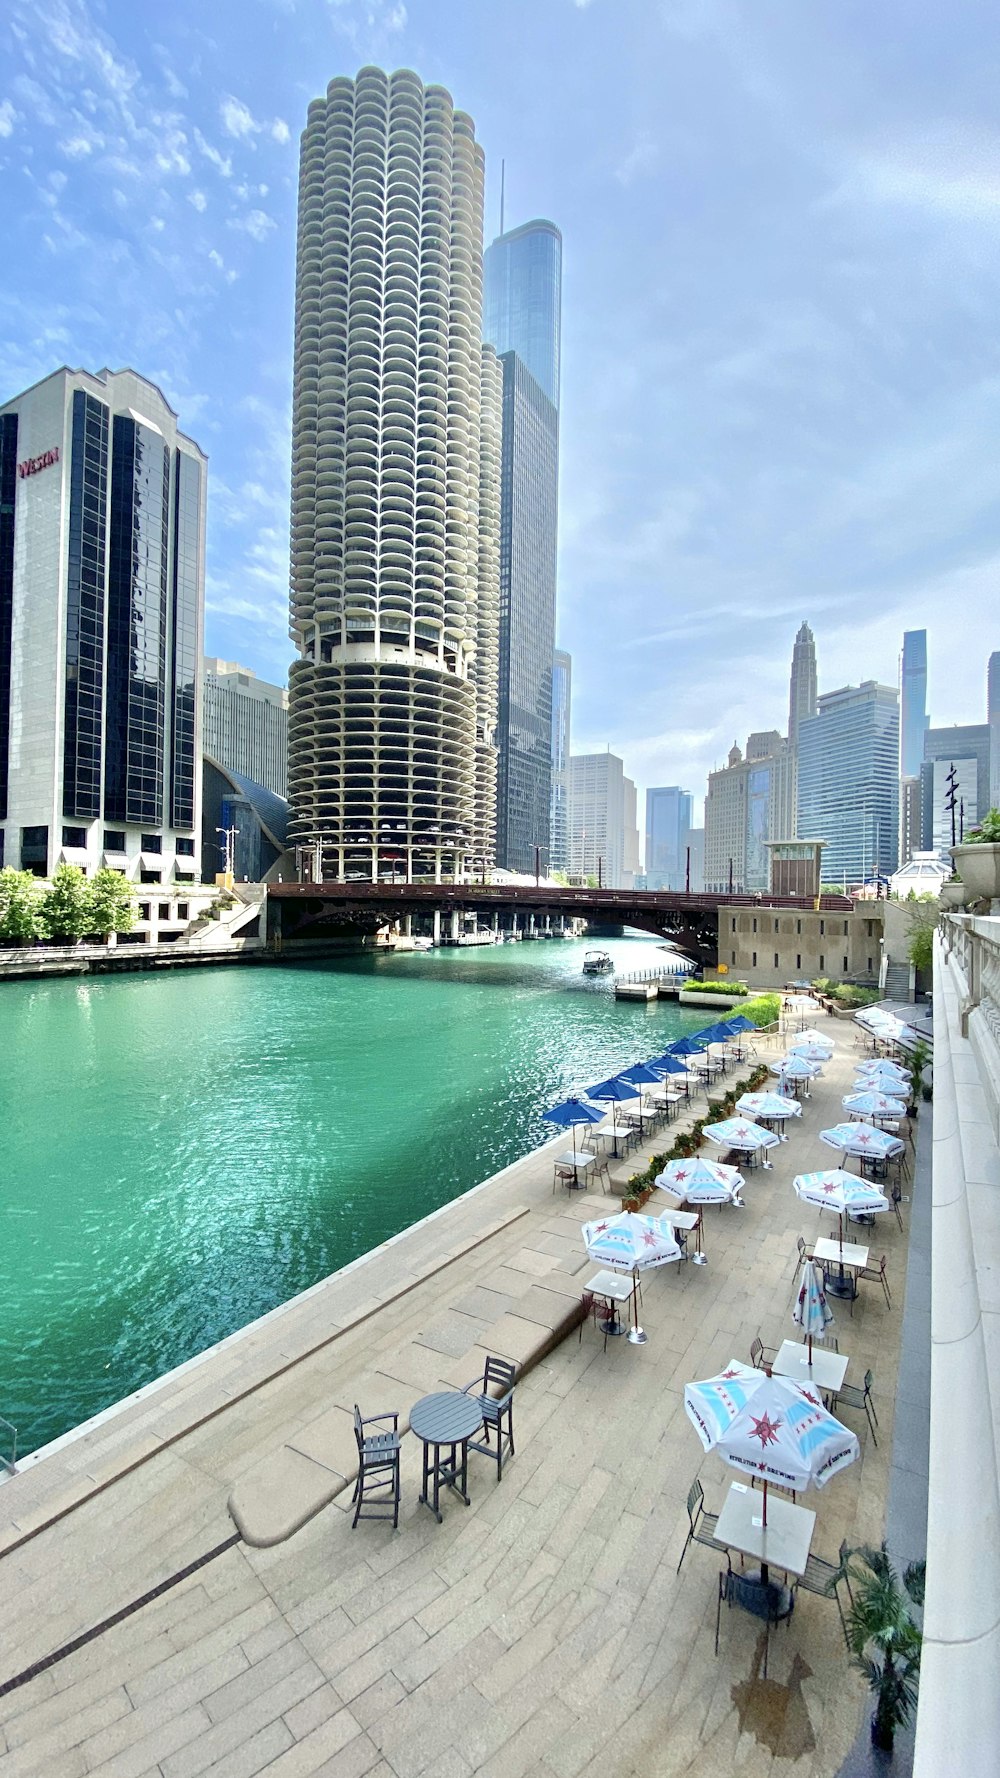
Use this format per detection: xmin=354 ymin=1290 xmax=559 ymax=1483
xmin=654 ymin=1156 xmax=744 ymax=1263
xmin=735 ymin=1092 xmax=802 ymax=1140
xmin=541 ymin=1095 xmax=606 ymax=1165
xmin=582 ymin=1210 xmax=681 ymax=1345
xmin=792 ymin=1255 xmax=834 ymax=1360
xmin=702 ymin=1117 xmax=781 ymax=1168
xmin=684 ymin=1364 xmax=859 ymax=1541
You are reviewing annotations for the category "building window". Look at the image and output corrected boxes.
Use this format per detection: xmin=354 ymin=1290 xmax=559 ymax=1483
xmin=175 ymin=870 xmax=194 ymax=883
xmin=176 ymin=837 xmax=195 ymax=856
xmin=867 ymin=920 xmax=874 ymax=938
xmin=819 ymin=953 xmax=824 ymax=970
xmin=0 ymin=413 xmax=18 ymax=826
xmin=731 ymin=917 xmax=736 ymax=933
xmin=731 ymin=951 xmax=736 ymax=965
xmin=796 ymin=953 xmax=801 ymax=970
xmin=158 ymin=902 xmax=170 ymax=921
xmin=774 ymin=918 xmax=780 ymax=933
xmin=106 ymin=418 xmax=169 ymax=828
xmin=868 ymin=956 xmax=873 ymax=972
xmin=171 ymin=452 xmax=201 ymax=829
xmin=843 ymin=921 xmax=849 ymax=937
xmin=103 ymin=830 xmax=126 ymax=852
xmin=140 ymin=870 xmax=161 ymax=884
xmin=752 ymin=951 xmax=757 ymax=966
xmin=138 ymin=902 xmax=150 ymax=921
xmin=177 ymin=902 xmax=189 ymax=921
xmin=819 ymin=919 xmax=825 ymax=936
xmin=20 ymin=825 xmax=48 ymax=875
xmin=62 ymin=826 xmax=87 ymax=848
xmin=63 ymin=390 xmax=109 ymax=821
xmin=774 ymin=952 xmax=779 ymax=968
xmin=844 ymin=955 xmax=849 ymax=971
xmin=140 ymin=833 xmax=162 ymax=853
xmin=752 ymin=918 xmax=757 ymax=933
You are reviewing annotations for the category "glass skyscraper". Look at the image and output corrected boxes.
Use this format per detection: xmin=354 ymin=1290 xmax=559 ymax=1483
xmin=797 ymin=682 xmax=900 ymax=885
xmin=550 ymin=649 xmax=571 ymax=872
xmin=645 ymin=786 xmax=692 ymax=890
xmin=900 ymin=630 xmax=929 ymax=778
xmin=495 ymin=352 xmax=558 ymax=872
xmin=484 ymin=221 xmax=562 ymax=409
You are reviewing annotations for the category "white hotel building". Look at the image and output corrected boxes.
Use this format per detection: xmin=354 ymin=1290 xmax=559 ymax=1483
xmin=0 ymin=367 xmax=206 ymax=885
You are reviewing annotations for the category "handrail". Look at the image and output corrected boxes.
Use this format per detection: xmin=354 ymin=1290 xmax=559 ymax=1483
xmin=0 ymin=1414 xmax=17 ymax=1475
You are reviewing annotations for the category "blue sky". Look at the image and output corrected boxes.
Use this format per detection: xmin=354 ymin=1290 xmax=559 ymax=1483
xmin=1 ymin=0 xmax=997 ymax=811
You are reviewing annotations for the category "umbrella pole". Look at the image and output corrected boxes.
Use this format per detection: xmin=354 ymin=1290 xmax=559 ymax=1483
xmin=627 ymin=1268 xmax=647 ymax=1345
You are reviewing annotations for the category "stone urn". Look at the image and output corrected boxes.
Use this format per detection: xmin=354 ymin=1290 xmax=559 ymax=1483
xmin=938 ymin=882 xmax=967 ymax=909
xmin=951 ymin=843 xmax=1000 ymax=903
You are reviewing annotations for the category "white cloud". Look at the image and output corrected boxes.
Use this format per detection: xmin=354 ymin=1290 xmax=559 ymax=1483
xmin=229 ymin=207 xmax=276 ymax=242
xmin=194 ymin=128 xmax=233 ymax=178
xmin=271 ymin=118 xmax=290 ymax=144
xmin=60 ymin=133 xmax=94 ymax=159
xmin=0 ymin=99 xmax=17 ymax=138
xmin=615 ymin=135 xmax=658 ymax=186
xmin=221 ymin=95 xmax=257 ymax=139
xmin=832 ymin=125 xmax=1000 ymax=224
xmin=188 ymin=189 xmax=207 ymax=212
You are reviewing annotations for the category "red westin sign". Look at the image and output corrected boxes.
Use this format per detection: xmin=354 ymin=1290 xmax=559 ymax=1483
xmin=18 ymin=447 xmax=60 ymax=479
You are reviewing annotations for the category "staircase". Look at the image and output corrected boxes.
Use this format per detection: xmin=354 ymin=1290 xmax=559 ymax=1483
xmin=883 ymin=957 xmax=912 ymax=1002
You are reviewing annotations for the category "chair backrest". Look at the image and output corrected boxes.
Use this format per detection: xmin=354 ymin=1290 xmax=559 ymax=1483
xmin=353 ymin=1404 xmax=364 ymax=1455
xmin=879 ymin=1254 xmax=888 ymax=1275
xmin=484 ymin=1355 xmax=516 ymax=1397
xmin=686 ymin=1478 xmax=704 ymax=1527
xmin=581 ymin=1291 xmax=595 ymax=1318
xmin=796 ymin=1235 xmax=807 ymax=1261
xmin=863 ymin=1368 xmax=874 ymax=1393
xmin=750 ymin=1335 xmax=764 ymax=1367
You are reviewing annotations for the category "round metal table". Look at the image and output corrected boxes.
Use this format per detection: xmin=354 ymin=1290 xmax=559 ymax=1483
xmin=409 ymin=1391 xmax=483 ymax=1522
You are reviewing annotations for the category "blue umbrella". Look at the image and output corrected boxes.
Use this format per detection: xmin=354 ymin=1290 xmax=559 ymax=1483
xmin=726 ymin=1014 xmax=756 ymax=1034
xmin=618 ymin=1063 xmax=664 ymax=1135
xmin=542 ymin=1094 xmax=605 ymax=1162
xmin=587 ymin=1075 xmax=640 ymax=1136
xmin=667 ymin=1035 xmax=707 ymax=1056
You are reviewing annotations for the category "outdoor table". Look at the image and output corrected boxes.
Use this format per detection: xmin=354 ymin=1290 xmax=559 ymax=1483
xmin=584 ymin=1268 xmax=634 ymax=1337
xmin=772 ymin=1338 xmax=849 ymax=1400
xmin=409 ymin=1391 xmax=483 ymax=1522
xmin=715 ymin=1479 xmax=816 ymax=1605
xmin=556 ymin=1150 xmax=598 ymax=1189
xmin=654 ymin=1205 xmax=700 ymax=1259
xmin=593 ymin=1122 xmax=630 ymax=1160
xmin=813 ymin=1236 xmax=869 ymax=1301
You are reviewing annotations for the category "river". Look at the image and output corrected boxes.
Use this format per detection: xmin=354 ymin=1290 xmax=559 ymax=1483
xmin=0 ymin=934 xmax=709 ymax=1456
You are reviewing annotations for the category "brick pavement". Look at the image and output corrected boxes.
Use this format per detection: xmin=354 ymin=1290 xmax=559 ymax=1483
xmin=0 ymin=1006 xmax=911 ymax=1775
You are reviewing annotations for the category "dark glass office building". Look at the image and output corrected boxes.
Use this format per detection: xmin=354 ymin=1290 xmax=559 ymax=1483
xmin=0 ymin=368 xmax=206 ymax=881
xmin=495 ymin=353 xmax=559 ymax=873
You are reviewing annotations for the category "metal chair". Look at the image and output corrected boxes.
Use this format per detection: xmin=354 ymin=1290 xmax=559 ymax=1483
xmin=715 ymin=1568 xmax=794 ymax=1677
xmin=837 ymin=1368 xmax=878 ymax=1444
xmin=750 ymin=1333 xmax=776 ymax=1369
xmin=860 ymin=1253 xmax=892 ymax=1308
xmin=460 ymin=1356 xmax=516 ymax=1480
xmin=579 ymin=1290 xmax=609 ymax=1351
xmin=351 ymin=1405 xmax=401 ymax=1530
xmin=794 ymin=1538 xmax=853 ymax=1647
xmin=676 ymin=1477 xmax=730 ymax=1574
xmin=552 ymin=1161 xmax=576 ymax=1194
xmin=890 ymin=1181 xmax=906 ymax=1231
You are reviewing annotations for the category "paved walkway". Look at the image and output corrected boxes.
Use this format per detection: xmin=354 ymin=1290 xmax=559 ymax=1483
xmin=0 ymin=1007 xmax=913 ymax=1775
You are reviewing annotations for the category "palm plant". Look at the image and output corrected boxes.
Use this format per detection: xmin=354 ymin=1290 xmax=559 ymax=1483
xmin=836 ymin=1542 xmax=925 ymax=1752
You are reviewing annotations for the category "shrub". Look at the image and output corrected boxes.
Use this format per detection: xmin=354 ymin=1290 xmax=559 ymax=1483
xmin=812 ymin=977 xmax=833 ymax=995
xmin=0 ymin=868 xmax=43 ymax=944
xmin=964 ymin=807 xmax=1000 ymax=843
xmin=831 ymin=983 xmax=880 ymax=1008
xmin=682 ymin=979 xmax=749 ymax=996
xmin=742 ymin=993 xmax=781 ymax=1029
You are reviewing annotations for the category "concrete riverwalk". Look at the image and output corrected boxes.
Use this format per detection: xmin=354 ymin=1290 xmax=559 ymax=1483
xmin=0 ymin=1009 xmax=913 ymax=1776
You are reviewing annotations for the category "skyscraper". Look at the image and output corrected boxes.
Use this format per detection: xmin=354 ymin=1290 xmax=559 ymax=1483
xmin=899 ymin=630 xmax=929 ymax=777
xmin=787 ymin=622 xmax=818 ymax=751
xmin=567 ymin=751 xmax=627 ymax=887
xmin=494 ymin=351 xmax=558 ymax=872
xmin=645 ymin=786 xmax=693 ymax=890
xmin=797 ymin=682 xmax=899 ymax=884
xmin=483 ymin=221 xmax=562 ymax=408
xmin=0 ymin=366 xmax=205 ymax=882
xmin=550 ymin=648 xmax=571 ymax=871
xmin=919 ymin=725 xmax=991 ymax=855
xmin=288 ymin=67 xmax=500 ymax=883
xmin=203 ymin=660 xmax=289 ymax=799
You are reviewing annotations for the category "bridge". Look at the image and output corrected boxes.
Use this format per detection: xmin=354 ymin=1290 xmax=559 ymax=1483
xmin=266 ymin=882 xmax=855 ymax=969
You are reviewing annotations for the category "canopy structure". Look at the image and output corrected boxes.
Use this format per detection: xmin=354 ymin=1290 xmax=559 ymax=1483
xmin=684 ymin=1364 xmax=859 ymax=1527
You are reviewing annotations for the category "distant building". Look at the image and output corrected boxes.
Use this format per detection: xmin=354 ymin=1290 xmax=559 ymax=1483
xmin=989 ymin=650 xmax=1000 ymax=808
xmin=623 ymin=776 xmax=640 ymax=889
xmin=550 ymin=649 xmax=571 ymax=872
xmin=703 ymin=731 xmax=794 ymax=893
xmin=899 ymin=631 xmax=929 ymax=864
xmin=919 ymin=725 xmax=991 ymax=855
xmin=645 ymin=786 xmax=693 ymax=890
xmin=201 ymin=761 xmax=289 ymax=885
xmin=203 ymin=659 xmax=288 ymax=799
xmin=494 ymin=352 xmax=558 ymax=873
xmin=683 ymin=826 xmax=705 ymax=892
xmin=797 ymin=681 xmax=899 ymax=885
xmin=567 ymin=751 xmax=626 ymax=888
xmin=0 ymin=366 xmax=206 ymax=883
xmin=899 ymin=777 xmax=922 ymax=872
xmin=890 ymin=851 xmax=950 ymax=899
xmin=484 ymin=220 xmax=562 ymax=409
xmin=787 ymin=622 xmax=817 ymax=751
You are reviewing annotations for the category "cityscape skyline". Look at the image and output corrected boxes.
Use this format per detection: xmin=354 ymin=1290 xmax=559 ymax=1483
xmin=0 ymin=2 xmax=998 ymax=813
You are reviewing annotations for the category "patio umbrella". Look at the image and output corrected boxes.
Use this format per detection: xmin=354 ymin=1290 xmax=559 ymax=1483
xmin=842 ymin=1090 xmax=907 ymax=1120
xmin=770 ymin=1054 xmax=820 ymax=1097
xmin=795 ymin=1029 xmax=834 ymax=1049
xmin=684 ymin=1364 xmax=859 ymax=1531
xmin=541 ymin=1094 xmax=606 ymax=1163
xmin=735 ymin=1092 xmax=802 ymax=1139
xmin=648 ymin=1052 xmax=689 ymax=1076
xmin=618 ymin=1062 xmax=666 ymax=1135
xmin=701 ymin=1118 xmax=781 ymax=1167
xmin=726 ymin=1014 xmax=756 ymax=1034
xmin=818 ymin=1123 xmax=904 ymax=1166
xmin=581 ymin=1210 xmax=682 ymax=1345
xmin=792 ymin=1254 xmax=834 ymax=1360
xmin=794 ymin=1167 xmax=890 ymax=1255
xmin=586 ymin=1075 xmax=640 ymax=1137
xmin=654 ymin=1157 xmax=744 ymax=1263
xmin=667 ymin=1035 xmax=709 ymax=1056
xmin=787 ymin=1042 xmax=833 ymax=1064
xmin=855 ymin=1061 xmax=909 ymax=1090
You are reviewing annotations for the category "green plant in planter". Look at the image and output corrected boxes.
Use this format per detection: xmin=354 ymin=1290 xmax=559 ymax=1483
xmin=835 ymin=1543 xmax=925 ymax=1753
xmin=964 ymin=807 xmax=1000 ymax=843
xmin=906 ymin=1038 xmax=931 ymax=1100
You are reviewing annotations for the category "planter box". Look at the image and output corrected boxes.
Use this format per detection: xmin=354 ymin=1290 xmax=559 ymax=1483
xmin=938 ymin=882 xmax=967 ymax=909
xmin=678 ymin=990 xmax=746 ymax=1008
xmin=951 ymin=842 xmax=1000 ymax=902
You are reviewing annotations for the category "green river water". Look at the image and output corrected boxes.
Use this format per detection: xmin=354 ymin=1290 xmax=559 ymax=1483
xmin=0 ymin=934 xmax=710 ymax=1456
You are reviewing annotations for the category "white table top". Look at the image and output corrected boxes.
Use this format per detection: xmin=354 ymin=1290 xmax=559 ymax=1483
xmin=715 ymin=1481 xmax=816 ymax=1578
xmin=655 ymin=1208 xmax=700 ymax=1230
xmin=558 ymin=1151 xmax=596 ymax=1170
xmin=773 ymin=1338 xmax=849 ymax=1393
xmin=813 ymin=1237 xmax=869 ymax=1270
xmin=585 ymin=1269 xmax=635 ymax=1303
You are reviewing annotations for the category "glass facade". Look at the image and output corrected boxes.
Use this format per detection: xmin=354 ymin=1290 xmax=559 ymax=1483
xmin=0 ymin=413 xmax=17 ymax=821
xmin=484 ymin=222 xmax=562 ymax=409
xmin=496 ymin=353 xmax=558 ymax=873
xmin=171 ymin=451 xmax=201 ymax=830
xmin=900 ymin=629 xmax=928 ymax=778
xmin=550 ymin=649 xmax=571 ymax=870
xmin=64 ymin=390 xmax=109 ymax=820
xmin=645 ymin=786 xmax=692 ymax=890
xmin=797 ymin=682 xmax=900 ymax=884
xmin=105 ymin=418 xmax=170 ymax=826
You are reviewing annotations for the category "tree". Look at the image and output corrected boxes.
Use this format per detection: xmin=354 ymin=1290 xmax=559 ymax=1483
xmin=0 ymin=868 xmax=43 ymax=944
xmin=88 ymin=868 xmax=136 ymax=938
xmin=836 ymin=1542 xmax=925 ymax=1752
xmin=41 ymin=864 xmax=94 ymax=943
xmin=906 ymin=897 xmax=938 ymax=975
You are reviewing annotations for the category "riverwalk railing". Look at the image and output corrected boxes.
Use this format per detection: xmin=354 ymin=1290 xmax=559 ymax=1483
xmin=0 ymin=1414 xmax=17 ymax=1475
xmin=614 ymin=968 xmax=692 ymax=986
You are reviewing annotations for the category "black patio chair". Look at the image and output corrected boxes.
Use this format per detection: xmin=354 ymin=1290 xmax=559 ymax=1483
xmin=837 ymin=1367 xmax=879 ymax=1444
xmin=750 ymin=1333 xmax=776 ymax=1369
xmin=352 ymin=1405 xmax=401 ymax=1530
xmin=716 ymin=1568 xmax=794 ymax=1677
xmin=794 ymin=1538 xmax=853 ymax=1647
xmin=676 ymin=1477 xmax=730 ymax=1575
xmin=460 ymin=1355 xmax=516 ymax=1480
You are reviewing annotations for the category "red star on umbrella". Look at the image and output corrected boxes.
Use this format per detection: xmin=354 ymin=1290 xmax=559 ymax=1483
xmin=721 ymin=1368 xmax=741 ymax=1379
xmin=595 ymin=1222 xmax=608 ymax=1233
xmin=642 ymin=1230 xmax=658 ymax=1246
xmin=749 ymin=1411 xmax=782 ymax=1449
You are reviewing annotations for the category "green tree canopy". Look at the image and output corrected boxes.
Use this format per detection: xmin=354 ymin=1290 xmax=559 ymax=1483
xmin=0 ymin=868 xmax=43 ymax=943
xmin=41 ymin=864 xmax=94 ymax=943
xmin=88 ymin=869 xmax=136 ymax=938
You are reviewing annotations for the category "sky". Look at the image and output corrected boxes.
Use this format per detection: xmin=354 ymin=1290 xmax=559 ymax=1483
xmin=1 ymin=0 xmax=998 ymax=816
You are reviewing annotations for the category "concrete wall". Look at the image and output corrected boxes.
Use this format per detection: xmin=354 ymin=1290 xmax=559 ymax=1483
xmin=716 ymin=904 xmax=884 ymax=989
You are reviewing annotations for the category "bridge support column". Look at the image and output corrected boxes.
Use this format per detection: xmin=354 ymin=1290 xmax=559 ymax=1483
xmin=404 ymin=914 xmax=412 ymax=937
xmin=513 ymin=913 xmax=520 ymax=937
xmin=544 ymin=914 xmax=551 ymax=934
xmin=492 ymin=912 xmax=499 ymax=933
xmin=529 ymin=914 xmax=536 ymax=935
xmin=433 ymin=910 xmax=441 ymax=946
xmin=450 ymin=910 xmax=460 ymax=943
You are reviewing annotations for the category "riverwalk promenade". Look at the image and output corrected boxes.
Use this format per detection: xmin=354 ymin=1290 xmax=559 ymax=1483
xmin=0 ymin=1008 xmax=913 ymax=1776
